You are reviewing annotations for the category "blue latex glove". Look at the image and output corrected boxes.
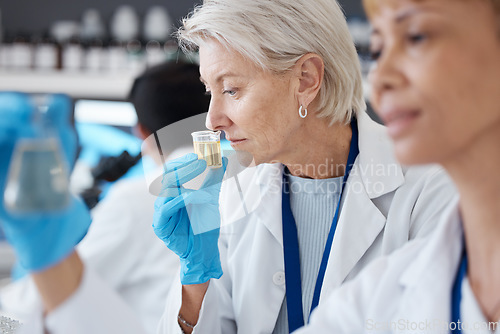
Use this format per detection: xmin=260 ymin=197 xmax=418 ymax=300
xmin=0 ymin=92 xmax=91 ymax=272
xmin=153 ymin=153 xmax=227 ymax=285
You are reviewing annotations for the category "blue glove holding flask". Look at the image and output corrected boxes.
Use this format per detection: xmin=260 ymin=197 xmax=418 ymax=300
xmin=0 ymin=92 xmax=91 ymax=272
xmin=153 ymin=153 xmax=227 ymax=285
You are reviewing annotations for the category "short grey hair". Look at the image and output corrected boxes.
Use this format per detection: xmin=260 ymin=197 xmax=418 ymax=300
xmin=177 ymin=0 xmax=366 ymax=125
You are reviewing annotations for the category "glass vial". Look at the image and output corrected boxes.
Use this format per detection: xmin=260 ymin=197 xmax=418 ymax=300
xmin=191 ymin=130 xmax=222 ymax=168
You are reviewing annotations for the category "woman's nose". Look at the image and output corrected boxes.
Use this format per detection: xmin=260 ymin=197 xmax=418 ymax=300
xmin=205 ymin=97 xmax=230 ymax=131
xmin=369 ymin=48 xmax=407 ymax=104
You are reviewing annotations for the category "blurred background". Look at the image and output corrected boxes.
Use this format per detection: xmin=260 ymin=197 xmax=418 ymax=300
xmin=0 ymin=0 xmax=375 ymax=281
xmin=0 ymin=0 xmax=370 ymax=94
xmin=1 ymin=0 xmax=366 ymax=36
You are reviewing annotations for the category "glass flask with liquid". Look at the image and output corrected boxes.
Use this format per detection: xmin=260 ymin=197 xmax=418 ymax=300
xmin=3 ymin=96 xmax=70 ymax=213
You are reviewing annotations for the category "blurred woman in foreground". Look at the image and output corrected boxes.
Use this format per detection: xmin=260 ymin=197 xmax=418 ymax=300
xmin=296 ymin=0 xmax=500 ymax=332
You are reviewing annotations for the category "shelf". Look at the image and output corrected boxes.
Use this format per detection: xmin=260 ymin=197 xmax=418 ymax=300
xmin=0 ymin=70 xmax=372 ymax=101
xmin=0 ymin=70 xmax=137 ymax=100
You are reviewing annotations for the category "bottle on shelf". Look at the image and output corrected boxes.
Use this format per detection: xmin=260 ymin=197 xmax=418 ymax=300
xmin=108 ymin=5 xmax=145 ymax=73
xmin=10 ymin=34 xmax=33 ymax=70
xmin=142 ymin=6 xmax=173 ymax=68
xmin=32 ymin=34 xmax=59 ymax=71
xmin=126 ymin=39 xmax=146 ymax=74
xmin=110 ymin=5 xmax=140 ymax=43
xmin=80 ymin=9 xmax=106 ymax=42
xmin=84 ymin=38 xmax=105 ymax=72
xmin=0 ymin=34 xmax=13 ymax=70
xmin=80 ymin=8 xmax=106 ymax=73
xmin=106 ymin=39 xmax=128 ymax=73
xmin=62 ymin=37 xmax=84 ymax=72
xmin=143 ymin=6 xmax=172 ymax=43
xmin=145 ymin=40 xmax=166 ymax=67
xmin=164 ymin=39 xmax=181 ymax=62
xmin=50 ymin=20 xmax=82 ymax=71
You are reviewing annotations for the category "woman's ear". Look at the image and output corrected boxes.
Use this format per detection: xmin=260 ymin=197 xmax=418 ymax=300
xmin=295 ymin=53 xmax=325 ymax=108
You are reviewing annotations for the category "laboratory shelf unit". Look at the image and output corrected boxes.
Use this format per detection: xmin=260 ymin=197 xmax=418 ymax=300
xmin=0 ymin=70 xmax=137 ymax=100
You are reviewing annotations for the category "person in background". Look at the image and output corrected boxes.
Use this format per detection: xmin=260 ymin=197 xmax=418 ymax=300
xmin=0 ymin=59 xmax=209 ymax=334
xmin=295 ymin=0 xmax=500 ymax=332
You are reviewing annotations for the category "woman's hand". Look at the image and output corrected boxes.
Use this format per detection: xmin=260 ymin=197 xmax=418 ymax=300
xmin=0 ymin=92 xmax=91 ymax=273
xmin=153 ymin=153 xmax=227 ymax=285
xmin=0 ymin=92 xmax=91 ymax=311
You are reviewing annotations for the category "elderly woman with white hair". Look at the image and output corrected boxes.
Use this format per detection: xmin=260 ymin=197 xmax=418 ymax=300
xmin=0 ymin=0 xmax=457 ymax=334
xmin=294 ymin=0 xmax=500 ymax=332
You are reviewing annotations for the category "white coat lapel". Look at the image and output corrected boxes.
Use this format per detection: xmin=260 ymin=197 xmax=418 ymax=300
xmin=221 ymin=161 xmax=284 ymax=245
xmin=320 ymin=165 xmax=387 ymax=299
xmin=320 ymin=112 xmax=405 ymax=301
xmin=395 ymin=205 xmax=462 ymax=332
xmin=253 ymin=163 xmax=285 ymax=246
xmin=220 ymin=161 xmax=281 ymax=239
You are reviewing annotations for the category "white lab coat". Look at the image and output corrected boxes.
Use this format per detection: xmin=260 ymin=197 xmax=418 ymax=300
xmin=20 ymin=112 xmax=458 ymax=334
xmin=5 ymin=174 xmax=179 ymax=334
xmin=295 ymin=200 xmax=500 ymax=334
xmin=158 ymin=111 xmax=458 ymax=334
xmin=80 ymin=176 xmax=180 ymax=334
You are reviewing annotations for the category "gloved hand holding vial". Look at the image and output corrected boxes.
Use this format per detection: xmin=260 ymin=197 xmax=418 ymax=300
xmin=153 ymin=130 xmax=226 ymax=285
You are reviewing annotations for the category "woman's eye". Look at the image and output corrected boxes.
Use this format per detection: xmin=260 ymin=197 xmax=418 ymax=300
xmin=223 ymin=90 xmax=237 ymax=97
xmin=370 ymin=50 xmax=382 ymax=61
xmin=407 ymin=33 xmax=427 ymax=44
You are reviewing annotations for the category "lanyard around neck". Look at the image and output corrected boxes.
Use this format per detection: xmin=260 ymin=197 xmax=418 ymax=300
xmin=451 ymin=248 xmax=467 ymax=334
xmin=281 ymin=118 xmax=359 ymax=332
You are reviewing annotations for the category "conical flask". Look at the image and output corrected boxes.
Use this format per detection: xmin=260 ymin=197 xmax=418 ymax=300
xmin=3 ymin=96 xmax=70 ymax=213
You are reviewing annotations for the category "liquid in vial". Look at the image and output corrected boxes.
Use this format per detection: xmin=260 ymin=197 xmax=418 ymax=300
xmin=4 ymin=138 xmax=70 ymax=212
xmin=193 ymin=140 xmax=222 ymax=168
